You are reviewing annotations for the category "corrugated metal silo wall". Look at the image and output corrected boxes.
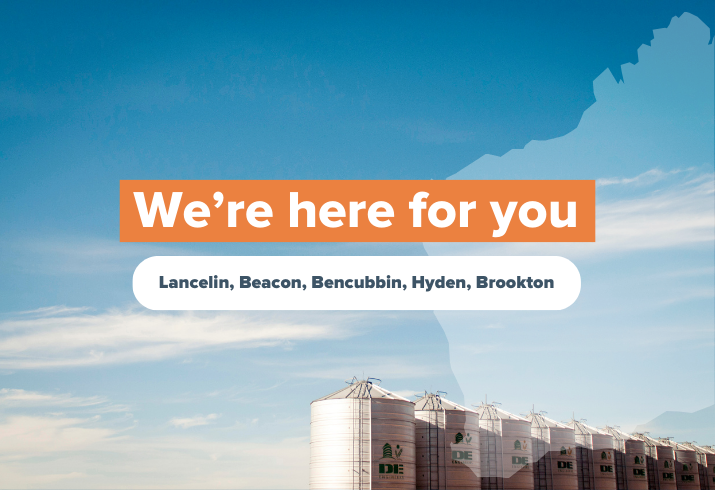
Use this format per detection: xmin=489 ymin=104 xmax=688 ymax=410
xmin=674 ymin=448 xmax=700 ymax=490
xmin=574 ymin=431 xmax=596 ymax=490
xmin=531 ymin=426 xmax=578 ymax=490
xmin=655 ymin=446 xmax=678 ymax=490
xmin=610 ymin=435 xmax=648 ymax=490
xmin=624 ymin=440 xmax=649 ymax=490
xmin=414 ymin=409 xmax=481 ymax=489
xmin=590 ymin=434 xmax=617 ymax=490
xmin=371 ymin=397 xmax=416 ymax=490
xmin=310 ymin=398 xmax=372 ymax=489
xmin=636 ymin=438 xmax=677 ymax=490
xmin=692 ymin=449 xmax=708 ymax=490
xmin=704 ymin=453 xmax=715 ymax=490
xmin=479 ymin=418 xmax=534 ymax=490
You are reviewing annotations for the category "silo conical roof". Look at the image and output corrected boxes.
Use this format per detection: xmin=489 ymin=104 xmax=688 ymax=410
xmin=662 ymin=439 xmax=701 ymax=459
xmin=311 ymin=378 xmax=410 ymax=402
xmin=657 ymin=438 xmax=690 ymax=451
xmin=473 ymin=403 xmax=528 ymax=421
xmin=680 ymin=442 xmax=708 ymax=452
xmin=568 ymin=419 xmax=606 ymax=436
xmin=602 ymin=426 xmax=634 ymax=441
xmin=526 ymin=412 xmax=567 ymax=428
xmin=631 ymin=433 xmax=665 ymax=447
xmin=413 ymin=393 xmax=475 ymax=412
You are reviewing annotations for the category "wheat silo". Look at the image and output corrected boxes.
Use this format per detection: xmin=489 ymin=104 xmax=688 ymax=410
xmin=601 ymin=426 xmax=648 ymax=490
xmin=680 ymin=443 xmax=714 ymax=490
xmin=413 ymin=392 xmax=480 ymax=490
xmin=567 ymin=419 xmax=617 ymax=490
xmin=526 ymin=411 xmax=578 ymax=490
xmin=631 ymin=433 xmax=677 ymax=490
xmin=658 ymin=440 xmax=701 ymax=490
xmin=310 ymin=378 xmax=416 ymax=490
xmin=473 ymin=403 xmax=534 ymax=490
xmin=699 ymin=446 xmax=715 ymax=490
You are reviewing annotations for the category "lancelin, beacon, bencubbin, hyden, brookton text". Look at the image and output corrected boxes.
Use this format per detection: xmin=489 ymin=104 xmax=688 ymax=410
xmin=158 ymin=275 xmax=554 ymax=292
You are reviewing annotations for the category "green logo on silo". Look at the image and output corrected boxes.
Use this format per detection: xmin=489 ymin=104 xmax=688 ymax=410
xmin=454 ymin=432 xmax=473 ymax=444
xmin=382 ymin=443 xmax=402 ymax=460
xmin=561 ymin=446 xmax=567 ymax=455
xmin=514 ymin=440 xmax=522 ymax=450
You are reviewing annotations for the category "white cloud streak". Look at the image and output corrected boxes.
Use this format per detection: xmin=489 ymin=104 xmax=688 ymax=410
xmin=0 ymin=389 xmax=105 ymax=408
xmin=0 ymin=309 xmax=359 ymax=369
xmin=0 ymin=414 xmax=309 ymax=489
xmin=426 ymin=173 xmax=714 ymax=258
xmin=169 ymin=414 xmax=219 ymax=429
xmin=596 ymin=168 xmax=686 ymax=186
xmin=595 ymin=175 xmax=714 ymax=251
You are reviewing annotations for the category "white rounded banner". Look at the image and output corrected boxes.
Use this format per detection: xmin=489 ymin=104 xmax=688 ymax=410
xmin=133 ymin=256 xmax=581 ymax=310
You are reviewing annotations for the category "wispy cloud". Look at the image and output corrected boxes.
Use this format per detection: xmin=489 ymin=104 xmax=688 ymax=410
xmin=426 ymin=173 xmax=714 ymax=258
xmin=0 ymin=413 xmax=309 ymax=489
xmin=595 ymin=175 xmax=714 ymax=251
xmin=0 ymin=308 xmax=365 ymax=369
xmin=0 ymin=236 xmax=193 ymax=275
xmin=256 ymin=354 xmax=452 ymax=381
xmin=0 ymin=389 xmax=104 ymax=408
xmin=169 ymin=414 xmax=219 ymax=429
xmin=0 ymin=388 xmax=131 ymax=415
xmin=596 ymin=168 xmax=686 ymax=186
xmin=15 ymin=306 xmax=92 ymax=317
xmin=0 ymin=415 xmax=119 ymax=456
xmin=391 ymin=389 xmax=422 ymax=399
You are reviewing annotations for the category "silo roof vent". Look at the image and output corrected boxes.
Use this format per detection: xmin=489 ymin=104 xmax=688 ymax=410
xmin=413 ymin=392 xmax=475 ymax=412
xmin=311 ymin=377 xmax=410 ymax=402
xmin=526 ymin=411 xmax=568 ymax=429
xmin=602 ymin=426 xmax=634 ymax=441
xmin=568 ymin=419 xmax=606 ymax=436
xmin=631 ymin=433 xmax=664 ymax=447
xmin=472 ymin=403 xmax=528 ymax=421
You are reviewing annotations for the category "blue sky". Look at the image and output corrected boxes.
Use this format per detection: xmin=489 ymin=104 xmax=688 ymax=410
xmin=0 ymin=2 xmax=713 ymax=488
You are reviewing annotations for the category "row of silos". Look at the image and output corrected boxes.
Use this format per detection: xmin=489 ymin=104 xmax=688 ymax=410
xmin=601 ymin=426 xmax=649 ymax=490
xmin=679 ymin=442 xmax=715 ymax=490
xmin=656 ymin=439 xmax=702 ymax=490
xmin=631 ymin=432 xmax=678 ymax=490
xmin=310 ymin=380 xmax=714 ymax=490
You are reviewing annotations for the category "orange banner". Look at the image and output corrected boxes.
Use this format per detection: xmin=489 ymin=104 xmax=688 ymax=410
xmin=119 ymin=180 xmax=595 ymax=242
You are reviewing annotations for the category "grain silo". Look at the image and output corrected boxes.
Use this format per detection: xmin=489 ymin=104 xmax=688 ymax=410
xmin=631 ymin=433 xmax=677 ymax=490
xmin=526 ymin=411 xmax=578 ymax=490
xmin=310 ymin=378 xmax=416 ymax=490
xmin=413 ymin=392 xmax=480 ymax=490
xmin=601 ymin=426 xmax=648 ymax=489
xmin=699 ymin=446 xmax=715 ymax=490
xmin=679 ymin=443 xmax=714 ymax=490
xmin=658 ymin=439 xmax=701 ymax=490
xmin=473 ymin=403 xmax=534 ymax=490
xmin=567 ymin=419 xmax=617 ymax=490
